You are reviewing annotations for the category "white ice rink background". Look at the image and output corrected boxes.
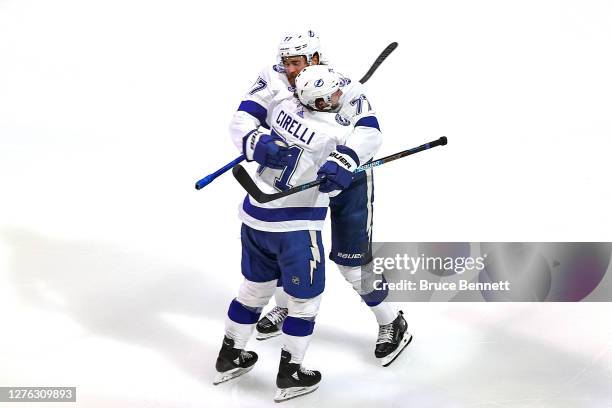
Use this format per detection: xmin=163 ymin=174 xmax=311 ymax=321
xmin=1 ymin=0 xmax=612 ymax=406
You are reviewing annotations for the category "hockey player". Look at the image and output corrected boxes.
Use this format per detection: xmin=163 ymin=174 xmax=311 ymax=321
xmin=216 ymin=65 xmax=367 ymax=401
xmin=228 ymin=31 xmax=412 ymax=367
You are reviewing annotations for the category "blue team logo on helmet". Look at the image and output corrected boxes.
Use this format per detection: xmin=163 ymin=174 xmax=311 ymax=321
xmin=335 ymin=114 xmax=351 ymax=126
xmin=314 ymin=79 xmax=324 ymax=87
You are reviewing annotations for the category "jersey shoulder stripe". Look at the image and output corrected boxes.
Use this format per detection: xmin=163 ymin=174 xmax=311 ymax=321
xmin=237 ymin=100 xmax=270 ymax=129
xmin=355 ymin=116 xmax=380 ymax=131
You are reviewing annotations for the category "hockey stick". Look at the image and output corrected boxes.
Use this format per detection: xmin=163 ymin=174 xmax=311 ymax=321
xmin=358 ymin=42 xmax=398 ymax=83
xmin=195 ymin=42 xmax=399 ymax=190
xmin=233 ymin=136 xmax=448 ymax=204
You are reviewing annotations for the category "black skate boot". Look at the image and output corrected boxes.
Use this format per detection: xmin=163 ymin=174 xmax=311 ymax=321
xmin=256 ymin=306 xmax=288 ymax=340
xmin=213 ymin=336 xmax=258 ymax=385
xmin=274 ymin=349 xmax=321 ymax=402
xmin=375 ymin=310 xmax=413 ymax=367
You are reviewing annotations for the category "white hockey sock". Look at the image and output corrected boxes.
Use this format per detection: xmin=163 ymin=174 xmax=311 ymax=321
xmin=225 ymin=316 xmax=255 ymax=350
xmin=337 ymin=264 xmax=396 ymax=325
xmin=225 ymin=279 xmax=277 ymax=349
xmin=274 ymin=285 xmax=289 ymax=308
xmin=337 ymin=264 xmax=367 ymax=293
xmin=281 ymin=295 xmax=321 ymax=364
xmin=281 ymin=332 xmax=311 ymax=364
xmin=370 ymin=302 xmax=397 ymax=326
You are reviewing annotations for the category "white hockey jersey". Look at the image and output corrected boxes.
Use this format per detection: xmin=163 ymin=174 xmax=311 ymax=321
xmin=230 ymin=64 xmax=383 ymax=232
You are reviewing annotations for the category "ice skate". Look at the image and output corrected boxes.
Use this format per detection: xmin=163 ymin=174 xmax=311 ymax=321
xmin=273 ymin=349 xmax=321 ymax=402
xmin=256 ymin=306 xmax=288 ymax=340
xmin=213 ymin=336 xmax=258 ymax=385
xmin=375 ymin=310 xmax=413 ymax=367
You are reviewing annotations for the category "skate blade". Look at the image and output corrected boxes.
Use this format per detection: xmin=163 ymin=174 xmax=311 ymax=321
xmin=380 ymin=332 xmax=413 ymax=367
xmin=273 ymin=385 xmax=319 ymax=402
xmin=256 ymin=330 xmax=282 ymax=341
xmin=213 ymin=365 xmax=254 ymax=385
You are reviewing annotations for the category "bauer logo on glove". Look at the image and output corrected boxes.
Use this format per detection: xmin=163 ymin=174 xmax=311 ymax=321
xmin=328 ymin=150 xmax=355 ymax=170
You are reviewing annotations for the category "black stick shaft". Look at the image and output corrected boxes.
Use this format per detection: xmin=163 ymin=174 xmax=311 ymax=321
xmin=358 ymin=42 xmax=398 ymax=84
xmin=237 ymin=136 xmax=447 ymax=203
xmin=358 ymin=136 xmax=447 ymax=171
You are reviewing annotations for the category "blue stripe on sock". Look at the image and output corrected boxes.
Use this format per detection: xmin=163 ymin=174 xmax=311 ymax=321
xmin=227 ymin=299 xmax=261 ymax=324
xmin=362 ymin=280 xmax=389 ymax=307
xmin=282 ymin=316 xmax=315 ymax=337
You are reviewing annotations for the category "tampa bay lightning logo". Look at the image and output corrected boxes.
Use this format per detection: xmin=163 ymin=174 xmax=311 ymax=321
xmin=288 ymin=85 xmax=296 ymax=92
xmin=297 ymin=108 xmax=304 ymax=118
xmin=335 ymin=114 xmax=351 ymax=126
xmin=314 ymin=79 xmax=324 ymax=87
xmin=273 ymin=64 xmax=286 ymax=73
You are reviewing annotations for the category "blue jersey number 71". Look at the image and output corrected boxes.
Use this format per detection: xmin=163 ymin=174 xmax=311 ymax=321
xmin=274 ymin=145 xmax=304 ymax=192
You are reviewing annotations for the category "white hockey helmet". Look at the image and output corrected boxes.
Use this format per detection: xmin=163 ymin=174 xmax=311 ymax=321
xmin=295 ymin=65 xmax=341 ymax=111
xmin=278 ymin=30 xmax=326 ymax=65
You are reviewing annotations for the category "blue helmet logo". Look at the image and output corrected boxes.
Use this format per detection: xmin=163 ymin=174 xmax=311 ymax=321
xmin=314 ymin=79 xmax=324 ymax=87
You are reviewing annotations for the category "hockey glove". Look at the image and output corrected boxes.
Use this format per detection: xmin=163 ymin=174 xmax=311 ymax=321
xmin=243 ymin=130 xmax=288 ymax=170
xmin=317 ymin=145 xmax=360 ymax=193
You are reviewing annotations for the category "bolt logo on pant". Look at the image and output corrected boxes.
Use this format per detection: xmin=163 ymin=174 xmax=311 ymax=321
xmin=241 ymin=224 xmax=325 ymax=299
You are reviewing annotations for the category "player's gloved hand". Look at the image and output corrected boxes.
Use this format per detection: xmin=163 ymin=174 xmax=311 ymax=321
xmin=243 ymin=130 xmax=288 ymax=170
xmin=317 ymin=145 xmax=360 ymax=193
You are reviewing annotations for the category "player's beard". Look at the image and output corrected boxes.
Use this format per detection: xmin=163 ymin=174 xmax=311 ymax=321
xmin=286 ymin=74 xmax=297 ymax=87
